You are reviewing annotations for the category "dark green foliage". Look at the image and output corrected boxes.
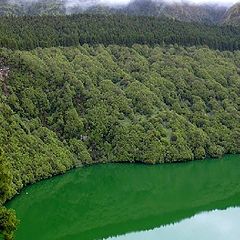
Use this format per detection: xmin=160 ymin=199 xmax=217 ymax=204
xmin=0 ymin=207 xmax=18 ymax=240
xmin=1 ymin=14 xmax=240 ymax=51
xmin=1 ymin=44 xmax=240 ymax=167
xmin=0 ymin=150 xmax=18 ymax=240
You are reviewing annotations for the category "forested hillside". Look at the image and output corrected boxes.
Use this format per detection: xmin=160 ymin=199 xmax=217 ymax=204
xmin=0 ymin=0 xmax=229 ymax=25
xmin=1 ymin=14 xmax=240 ymax=51
xmin=2 ymin=0 xmax=240 ymax=26
xmin=0 ymin=0 xmax=66 ymax=16
xmin=1 ymin=44 xmax=240 ymax=238
xmin=118 ymin=0 xmax=226 ymax=24
xmin=224 ymin=2 xmax=240 ymax=26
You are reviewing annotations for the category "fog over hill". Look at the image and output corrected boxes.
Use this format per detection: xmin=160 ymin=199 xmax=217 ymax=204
xmin=3 ymin=0 xmax=239 ymax=7
xmin=224 ymin=2 xmax=240 ymax=24
xmin=1 ymin=0 xmax=240 ymax=24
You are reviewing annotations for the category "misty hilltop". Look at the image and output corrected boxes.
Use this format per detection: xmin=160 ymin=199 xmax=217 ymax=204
xmin=0 ymin=0 xmax=240 ymax=25
xmin=119 ymin=0 xmax=227 ymax=24
xmin=223 ymin=2 xmax=240 ymax=25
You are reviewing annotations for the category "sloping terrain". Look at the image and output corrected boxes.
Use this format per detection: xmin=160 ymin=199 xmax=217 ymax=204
xmin=1 ymin=44 xmax=240 ymax=239
xmin=120 ymin=0 xmax=226 ymax=24
xmin=0 ymin=0 xmax=228 ymax=24
xmin=1 ymin=14 xmax=240 ymax=51
xmin=224 ymin=2 xmax=240 ymax=25
xmin=1 ymin=44 xmax=240 ymax=195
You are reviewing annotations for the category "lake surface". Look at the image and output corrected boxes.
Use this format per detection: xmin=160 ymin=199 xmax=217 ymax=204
xmin=7 ymin=155 xmax=240 ymax=240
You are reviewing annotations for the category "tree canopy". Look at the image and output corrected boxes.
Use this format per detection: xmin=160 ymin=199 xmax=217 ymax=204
xmin=1 ymin=14 xmax=240 ymax=51
xmin=1 ymin=44 xmax=240 ymax=185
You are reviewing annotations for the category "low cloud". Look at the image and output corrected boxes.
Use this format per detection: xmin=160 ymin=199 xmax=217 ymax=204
xmin=67 ymin=0 xmax=239 ymax=7
xmin=5 ymin=0 xmax=240 ymax=8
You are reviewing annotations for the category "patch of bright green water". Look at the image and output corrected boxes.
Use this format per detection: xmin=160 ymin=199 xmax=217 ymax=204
xmin=7 ymin=155 xmax=240 ymax=240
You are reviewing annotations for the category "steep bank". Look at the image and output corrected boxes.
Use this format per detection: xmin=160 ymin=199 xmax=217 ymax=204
xmin=1 ymin=44 xmax=240 ymax=238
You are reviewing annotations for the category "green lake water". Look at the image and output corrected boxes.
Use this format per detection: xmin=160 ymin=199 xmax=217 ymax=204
xmin=7 ymin=155 xmax=240 ymax=240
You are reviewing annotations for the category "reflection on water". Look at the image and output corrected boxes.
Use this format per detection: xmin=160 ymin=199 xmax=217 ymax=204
xmin=106 ymin=207 xmax=240 ymax=240
xmin=7 ymin=155 xmax=240 ymax=240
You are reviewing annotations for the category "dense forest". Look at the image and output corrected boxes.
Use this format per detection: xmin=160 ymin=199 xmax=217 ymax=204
xmin=1 ymin=44 xmax=240 ymax=238
xmin=1 ymin=14 xmax=240 ymax=51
